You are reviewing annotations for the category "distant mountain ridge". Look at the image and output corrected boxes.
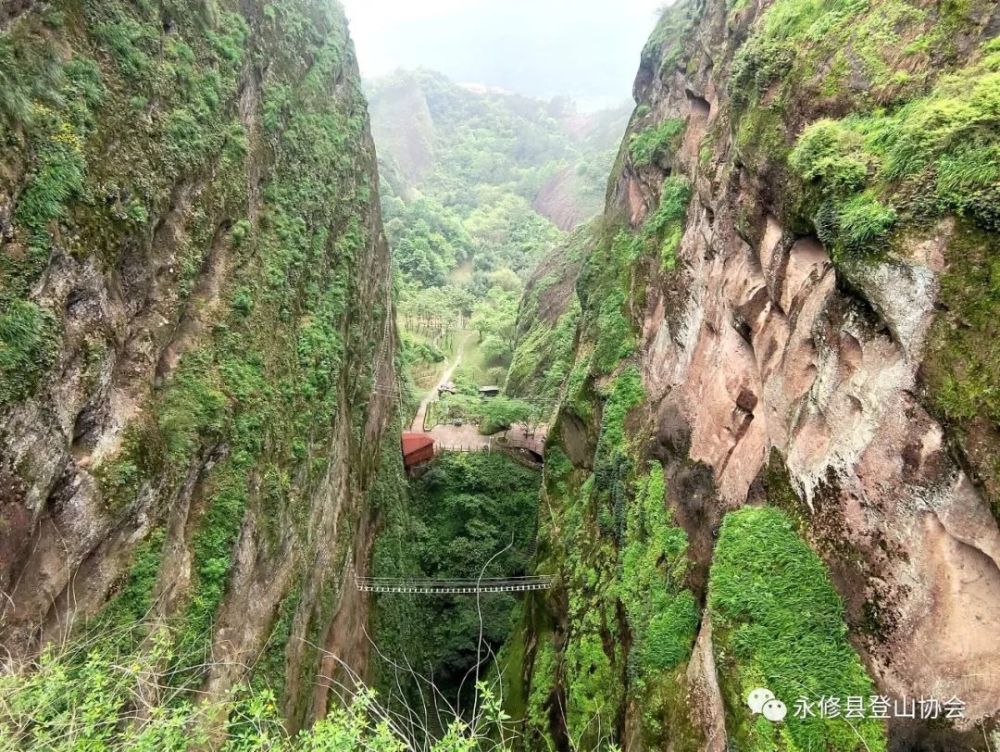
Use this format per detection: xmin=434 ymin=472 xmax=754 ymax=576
xmin=367 ymin=68 xmax=630 ymax=229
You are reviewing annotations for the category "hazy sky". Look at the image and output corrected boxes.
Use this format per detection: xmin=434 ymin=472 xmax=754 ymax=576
xmin=339 ymin=0 xmax=667 ymax=110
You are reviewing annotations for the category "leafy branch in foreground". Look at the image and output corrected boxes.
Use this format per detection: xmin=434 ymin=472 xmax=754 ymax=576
xmin=0 ymin=621 xmax=514 ymax=752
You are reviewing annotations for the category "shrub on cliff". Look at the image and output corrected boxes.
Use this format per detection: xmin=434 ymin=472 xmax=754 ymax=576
xmin=790 ymin=38 xmax=1000 ymax=253
xmin=628 ymin=118 xmax=685 ymax=166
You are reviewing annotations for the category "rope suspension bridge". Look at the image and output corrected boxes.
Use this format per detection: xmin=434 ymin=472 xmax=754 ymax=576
xmin=355 ymin=574 xmax=555 ymax=595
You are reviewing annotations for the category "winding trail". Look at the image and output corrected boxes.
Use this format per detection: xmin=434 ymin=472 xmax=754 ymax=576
xmin=408 ymin=331 xmax=547 ymax=455
xmin=410 ymin=349 xmax=462 ymax=432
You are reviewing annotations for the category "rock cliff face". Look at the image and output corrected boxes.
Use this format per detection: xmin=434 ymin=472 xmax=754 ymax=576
xmin=0 ymin=0 xmax=395 ymax=728
xmin=509 ymin=0 xmax=1000 ymax=749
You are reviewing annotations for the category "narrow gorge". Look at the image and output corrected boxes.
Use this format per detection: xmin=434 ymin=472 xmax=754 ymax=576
xmin=0 ymin=0 xmax=998 ymax=750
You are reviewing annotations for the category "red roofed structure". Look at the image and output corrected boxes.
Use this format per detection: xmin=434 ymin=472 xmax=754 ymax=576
xmin=401 ymin=432 xmax=435 ymax=469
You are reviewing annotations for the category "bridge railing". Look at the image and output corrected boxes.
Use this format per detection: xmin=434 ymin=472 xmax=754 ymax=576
xmin=434 ymin=443 xmax=488 ymax=454
xmin=355 ymin=574 xmax=555 ymax=595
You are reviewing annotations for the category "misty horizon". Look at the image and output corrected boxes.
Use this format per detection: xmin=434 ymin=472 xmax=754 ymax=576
xmin=340 ymin=0 xmax=670 ymax=111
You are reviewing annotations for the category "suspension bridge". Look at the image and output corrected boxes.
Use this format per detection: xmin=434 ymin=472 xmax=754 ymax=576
xmin=355 ymin=575 xmax=555 ymax=595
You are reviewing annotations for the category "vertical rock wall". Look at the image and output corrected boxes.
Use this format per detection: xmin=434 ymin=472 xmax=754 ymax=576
xmin=509 ymin=0 xmax=1000 ymax=749
xmin=0 ymin=0 xmax=396 ymax=727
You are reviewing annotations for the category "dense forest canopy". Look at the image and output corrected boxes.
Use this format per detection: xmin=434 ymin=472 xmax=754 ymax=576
xmin=368 ymin=68 xmax=627 ymax=381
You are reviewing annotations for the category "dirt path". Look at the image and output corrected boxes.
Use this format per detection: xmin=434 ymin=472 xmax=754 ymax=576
xmin=408 ymin=331 xmax=548 ymax=454
xmin=408 ymin=333 xmax=494 ymax=449
xmin=410 ymin=349 xmax=462 ymax=432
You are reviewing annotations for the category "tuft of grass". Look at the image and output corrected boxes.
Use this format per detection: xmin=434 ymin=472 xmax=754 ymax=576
xmin=563 ymin=631 xmax=621 ymax=747
xmin=644 ymin=176 xmax=692 ymax=270
xmin=592 ymin=290 xmax=635 ymax=375
xmin=790 ymin=40 xmax=1000 ymax=252
xmin=629 ymin=118 xmax=686 ymax=166
xmin=789 ymin=119 xmax=870 ymax=194
xmin=0 ymin=300 xmax=59 ymax=408
xmin=611 ymin=176 xmax=692 ymax=274
xmin=523 ymin=636 xmax=558 ymax=749
xmin=594 ymin=368 xmax=644 ymax=479
xmin=0 ymin=33 xmax=64 ymax=130
xmin=709 ymin=506 xmax=886 ymax=752
xmin=729 ymin=35 xmax=794 ymax=110
xmin=832 ymin=191 xmax=896 ymax=254
xmin=3 ymin=103 xmax=87 ymax=302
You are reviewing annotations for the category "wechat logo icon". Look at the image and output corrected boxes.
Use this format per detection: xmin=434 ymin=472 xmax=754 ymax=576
xmin=747 ymin=688 xmax=788 ymax=723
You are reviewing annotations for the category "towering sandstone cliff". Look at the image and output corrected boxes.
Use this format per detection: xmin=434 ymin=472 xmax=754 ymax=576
xmin=0 ymin=0 xmax=394 ymax=728
xmin=509 ymin=0 xmax=1000 ymax=749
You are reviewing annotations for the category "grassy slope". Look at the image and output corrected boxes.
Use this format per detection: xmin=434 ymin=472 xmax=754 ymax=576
xmin=709 ymin=507 xmax=885 ymax=752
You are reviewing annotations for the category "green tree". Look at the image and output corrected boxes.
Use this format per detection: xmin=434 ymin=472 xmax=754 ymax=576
xmin=479 ymin=396 xmax=533 ymax=435
xmin=469 ymin=286 xmax=520 ymax=365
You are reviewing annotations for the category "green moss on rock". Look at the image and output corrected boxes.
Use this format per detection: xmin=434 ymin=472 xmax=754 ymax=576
xmin=790 ymin=42 xmax=999 ymax=256
xmin=709 ymin=506 xmax=886 ymax=752
xmin=922 ymin=221 xmax=1000 ymax=522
